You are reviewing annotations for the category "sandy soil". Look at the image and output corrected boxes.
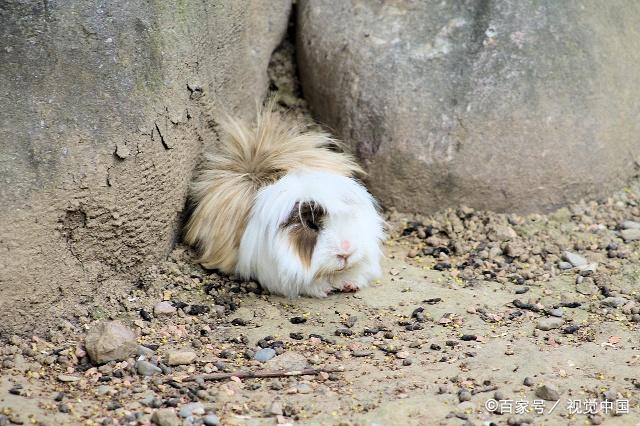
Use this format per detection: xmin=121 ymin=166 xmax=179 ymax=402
xmin=2 ymin=40 xmax=640 ymax=426
xmin=2 ymin=200 xmax=640 ymax=426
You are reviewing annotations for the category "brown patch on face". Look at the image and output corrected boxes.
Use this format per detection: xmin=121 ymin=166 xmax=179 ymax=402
xmin=283 ymin=201 xmax=326 ymax=268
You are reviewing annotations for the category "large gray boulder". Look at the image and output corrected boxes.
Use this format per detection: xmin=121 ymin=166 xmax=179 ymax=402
xmin=297 ymin=0 xmax=640 ymax=214
xmin=0 ymin=0 xmax=290 ymax=335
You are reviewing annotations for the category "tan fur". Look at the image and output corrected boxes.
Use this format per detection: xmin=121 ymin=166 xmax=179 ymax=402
xmin=282 ymin=201 xmax=326 ymax=268
xmin=289 ymin=224 xmax=319 ymax=268
xmin=184 ymin=102 xmax=363 ymax=272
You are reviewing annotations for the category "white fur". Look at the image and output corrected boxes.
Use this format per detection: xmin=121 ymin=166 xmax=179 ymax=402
xmin=236 ymin=170 xmax=385 ymax=298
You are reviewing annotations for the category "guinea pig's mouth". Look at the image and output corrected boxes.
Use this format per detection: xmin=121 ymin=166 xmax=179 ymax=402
xmin=337 ymin=258 xmax=349 ymax=272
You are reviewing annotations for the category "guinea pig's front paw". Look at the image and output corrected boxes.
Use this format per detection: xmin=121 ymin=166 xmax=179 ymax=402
xmin=302 ymin=281 xmax=333 ymax=298
xmin=337 ymin=280 xmax=362 ymax=293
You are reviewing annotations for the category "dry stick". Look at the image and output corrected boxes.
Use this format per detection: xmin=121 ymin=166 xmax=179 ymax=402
xmin=184 ymin=367 xmax=346 ymax=382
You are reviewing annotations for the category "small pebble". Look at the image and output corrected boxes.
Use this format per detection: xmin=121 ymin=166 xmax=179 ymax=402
xmin=535 ymin=384 xmax=560 ymax=401
xmin=344 ymin=316 xmax=358 ymax=328
xmin=151 ymin=408 xmax=180 ymax=426
xmin=558 ymin=261 xmax=573 ymax=270
xmin=578 ymin=263 xmax=598 ymax=276
xmin=166 ymin=351 xmax=197 ymax=366
xmin=136 ymin=359 xmax=162 ymax=376
xmin=153 ymin=301 xmax=177 ymax=316
xmin=437 ymin=385 xmax=451 ymax=394
xmin=621 ymin=228 xmax=640 ymax=241
xmin=507 ymin=416 xmax=534 ymax=425
xmin=57 ymin=374 xmax=81 ymax=382
xmin=548 ymin=308 xmax=563 ymax=318
xmin=562 ymin=251 xmax=588 ymax=267
xmin=268 ymin=401 xmax=283 ymax=416
xmin=289 ymin=332 xmax=304 ymax=340
xmin=458 ymin=389 xmax=472 ymax=402
xmin=231 ymin=318 xmax=248 ymax=326
xmin=203 ymin=414 xmax=221 ymax=426
xmin=602 ymin=297 xmax=627 ymax=308
xmin=85 ymin=320 xmax=138 ymax=364
xmin=254 ymin=348 xmax=276 ymax=362
xmin=179 ymin=402 xmax=205 ymax=418
xmin=562 ymin=325 xmax=581 ymax=334
xmin=523 ymin=377 xmax=535 ymax=386
xmin=536 ymin=317 xmax=564 ymax=331
xmin=622 ymin=220 xmax=640 ymax=229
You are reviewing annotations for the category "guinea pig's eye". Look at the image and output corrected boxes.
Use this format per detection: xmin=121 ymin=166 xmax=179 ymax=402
xmin=284 ymin=201 xmax=326 ymax=231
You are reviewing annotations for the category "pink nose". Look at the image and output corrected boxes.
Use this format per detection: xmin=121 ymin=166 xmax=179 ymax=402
xmin=340 ymin=240 xmax=351 ymax=252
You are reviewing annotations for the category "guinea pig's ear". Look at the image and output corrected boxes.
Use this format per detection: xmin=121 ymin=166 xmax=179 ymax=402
xmin=283 ymin=201 xmax=326 ymax=231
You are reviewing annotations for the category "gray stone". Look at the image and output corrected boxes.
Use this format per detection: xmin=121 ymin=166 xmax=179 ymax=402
xmin=57 ymin=374 xmax=81 ymax=382
xmin=562 ymin=252 xmax=588 ymax=268
xmin=297 ymin=1 xmax=640 ymax=214
xmin=179 ymin=402 xmax=205 ymax=418
xmin=487 ymin=224 xmax=517 ymax=242
xmin=548 ymin=308 xmax=563 ymax=318
xmin=0 ymin=0 xmax=291 ymax=337
xmin=578 ymin=263 xmax=598 ymax=277
xmin=603 ymin=388 xmax=618 ymax=401
xmin=166 ymin=350 xmax=197 ymax=366
xmin=85 ymin=321 xmax=138 ymax=364
xmin=154 ymin=302 xmax=177 ymax=316
xmin=95 ymin=385 xmax=112 ymax=396
xmin=151 ymin=408 xmax=180 ymax=426
xmin=536 ymin=317 xmax=564 ymax=331
xmin=602 ymin=297 xmax=627 ymax=308
xmin=203 ymin=414 xmax=221 ymax=426
xmin=621 ymin=228 xmax=640 ymax=242
xmin=268 ymin=401 xmax=284 ymax=416
xmin=622 ymin=220 xmax=640 ymax=230
xmin=557 ymin=262 xmax=573 ymax=270
xmin=507 ymin=416 xmax=534 ymax=426
xmin=458 ymin=389 xmax=472 ymax=402
xmin=137 ymin=345 xmax=155 ymax=357
xmin=254 ymin=348 xmax=277 ymax=362
xmin=535 ymin=384 xmax=561 ymax=401
xmin=136 ymin=360 xmax=162 ymax=376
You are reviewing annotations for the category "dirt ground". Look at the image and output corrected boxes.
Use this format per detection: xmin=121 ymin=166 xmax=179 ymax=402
xmin=2 ymin=186 xmax=640 ymax=426
xmin=2 ymin=40 xmax=640 ymax=426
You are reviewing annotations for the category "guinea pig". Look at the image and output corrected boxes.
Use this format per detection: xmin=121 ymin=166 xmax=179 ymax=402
xmin=184 ymin=102 xmax=385 ymax=297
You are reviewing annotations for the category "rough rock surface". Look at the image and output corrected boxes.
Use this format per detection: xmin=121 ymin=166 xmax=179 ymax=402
xmin=84 ymin=321 xmax=138 ymax=364
xmin=297 ymin=0 xmax=640 ymax=214
xmin=0 ymin=0 xmax=291 ymax=336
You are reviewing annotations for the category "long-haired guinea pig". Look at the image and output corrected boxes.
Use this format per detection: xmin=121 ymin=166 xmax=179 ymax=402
xmin=184 ymin=102 xmax=385 ymax=298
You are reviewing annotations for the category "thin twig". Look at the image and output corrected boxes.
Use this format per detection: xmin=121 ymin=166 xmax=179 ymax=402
xmin=182 ymin=367 xmax=346 ymax=382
